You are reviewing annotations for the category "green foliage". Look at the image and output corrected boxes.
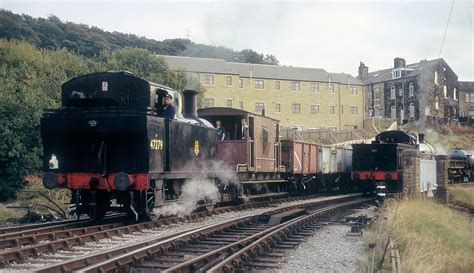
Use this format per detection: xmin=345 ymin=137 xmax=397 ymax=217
xmin=0 ymin=10 xmax=279 ymax=65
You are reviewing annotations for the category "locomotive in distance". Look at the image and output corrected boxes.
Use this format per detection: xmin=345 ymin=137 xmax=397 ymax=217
xmin=41 ymin=71 xmax=439 ymax=221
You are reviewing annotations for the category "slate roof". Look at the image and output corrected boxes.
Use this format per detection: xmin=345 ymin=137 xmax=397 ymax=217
xmin=361 ymin=58 xmax=446 ymax=84
xmin=458 ymin=81 xmax=474 ymax=91
xmin=160 ymin=55 xmax=364 ymax=85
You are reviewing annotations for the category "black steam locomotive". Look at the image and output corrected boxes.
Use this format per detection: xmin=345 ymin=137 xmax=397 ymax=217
xmin=41 ymin=72 xmax=357 ymax=221
xmin=447 ymin=148 xmax=473 ymax=182
xmin=351 ymin=130 xmax=417 ymax=195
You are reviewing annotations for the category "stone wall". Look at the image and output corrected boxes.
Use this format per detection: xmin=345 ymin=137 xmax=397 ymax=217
xmin=435 ymin=155 xmax=449 ymax=202
xmin=401 ymin=149 xmax=420 ymax=196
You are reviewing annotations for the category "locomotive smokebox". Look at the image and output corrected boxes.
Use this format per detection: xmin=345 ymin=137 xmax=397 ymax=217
xmin=183 ymin=89 xmax=199 ymax=118
xmin=419 ymin=133 xmax=425 ymax=143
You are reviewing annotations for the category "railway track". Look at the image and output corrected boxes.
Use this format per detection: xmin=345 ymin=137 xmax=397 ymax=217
xmin=0 ymin=193 xmax=369 ymax=272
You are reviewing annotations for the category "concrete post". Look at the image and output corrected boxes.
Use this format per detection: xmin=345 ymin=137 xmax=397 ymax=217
xmin=435 ymin=155 xmax=449 ymax=203
xmin=402 ymin=149 xmax=420 ymax=197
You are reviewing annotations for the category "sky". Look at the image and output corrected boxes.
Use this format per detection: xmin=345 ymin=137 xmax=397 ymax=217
xmin=2 ymin=0 xmax=473 ymax=80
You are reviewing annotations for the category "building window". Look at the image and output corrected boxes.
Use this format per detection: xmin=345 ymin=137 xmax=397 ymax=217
xmin=392 ymin=69 xmax=401 ymax=79
xmin=453 ymin=88 xmax=457 ymax=100
xmin=275 ymin=81 xmax=280 ymax=90
xmin=391 ymin=105 xmax=396 ymax=119
xmin=310 ymin=105 xmax=319 ymax=114
xmin=444 ymin=85 xmax=447 ymax=97
xmin=203 ymin=98 xmax=214 ymax=108
xmin=239 ymin=101 xmax=244 ymax=110
xmin=275 ymin=102 xmax=281 ymax=113
xmin=374 ymin=86 xmax=380 ymax=100
xmin=255 ymin=102 xmax=265 ymax=114
xmin=203 ymin=74 xmax=214 ymax=85
xmin=350 ymin=106 xmax=358 ymax=115
xmin=330 ymin=106 xmax=335 ymax=114
xmin=226 ymin=76 xmax=232 ymax=86
xmin=434 ymin=71 xmax=438 ymax=84
xmin=391 ymin=86 xmax=396 ymax=99
xmin=409 ymin=103 xmax=415 ymax=118
xmin=409 ymin=82 xmax=414 ymax=97
xmin=226 ymin=99 xmax=232 ymax=108
xmin=292 ymin=103 xmax=301 ymax=113
xmin=435 ymin=96 xmax=439 ymax=110
xmin=310 ymin=83 xmax=319 ymax=92
xmin=291 ymin=82 xmax=300 ymax=91
xmin=328 ymin=84 xmax=335 ymax=93
xmin=238 ymin=79 xmax=243 ymax=88
xmin=255 ymin=79 xmax=264 ymax=89
xmin=398 ymin=88 xmax=403 ymax=96
xmin=350 ymin=86 xmax=357 ymax=95
xmin=466 ymin=93 xmax=470 ymax=102
xmin=471 ymin=93 xmax=474 ymax=102
xmin=374 ymin=105 xmax=381 ymax=117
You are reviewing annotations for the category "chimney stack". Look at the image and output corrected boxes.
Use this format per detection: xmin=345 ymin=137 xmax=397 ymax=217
xmin=183 ymin=89 xmax=198 ymax=118
xmin=394 ymin=57 xmax=406 ymax=69
xmin=358 ymin=62 xmax=369 ymax=79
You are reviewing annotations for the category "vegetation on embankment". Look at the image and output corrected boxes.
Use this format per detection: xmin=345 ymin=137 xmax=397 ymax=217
xmin=0 ymin=175 xmax=70 ymax=222
xmin=361 ymin=199 xmax=474 ymax=273
xmin=448 ymin=187 xmax=474 ymax=211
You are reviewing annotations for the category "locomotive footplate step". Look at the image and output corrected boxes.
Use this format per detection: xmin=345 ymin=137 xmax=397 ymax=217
xmin=266 ymin=209 xmax=307 ymax=225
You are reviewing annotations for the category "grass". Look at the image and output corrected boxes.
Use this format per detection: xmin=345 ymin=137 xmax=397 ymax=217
xmin=448 ymin=187 xmax=474 ymax=210
xmin=0 ymin=175 xmax=71 ymax=222
xmin=361 ymin=199 xmax=474 ymax=273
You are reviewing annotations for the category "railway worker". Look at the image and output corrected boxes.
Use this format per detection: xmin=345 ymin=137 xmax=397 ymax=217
xmin=161 ymin=93 xmax=176 ymax=120
xmin=215 ymin=120 xmax=226 ymax=141
xmin=239 ymin=118 xmax=250 ymax=140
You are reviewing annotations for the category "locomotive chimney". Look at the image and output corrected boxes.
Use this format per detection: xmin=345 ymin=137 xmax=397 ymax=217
xmin=183 ymin=89 xmax=198 ymax=118
xmin=419 ymin=133 xmax=425 ymax=143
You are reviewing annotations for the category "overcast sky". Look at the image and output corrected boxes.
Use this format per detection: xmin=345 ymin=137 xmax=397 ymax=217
xmin=3 ymin=0 xmax=473 ymax=80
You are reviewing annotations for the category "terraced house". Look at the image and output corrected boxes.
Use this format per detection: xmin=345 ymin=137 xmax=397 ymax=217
xmin=358 ymin=58 xmax=459 ymax=123
xmin=162 ymin=55 xmax=366 ymax=131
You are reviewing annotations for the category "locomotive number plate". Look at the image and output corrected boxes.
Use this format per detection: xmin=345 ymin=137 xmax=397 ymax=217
xmin=150 ymin=139 xmax=163 ymax=150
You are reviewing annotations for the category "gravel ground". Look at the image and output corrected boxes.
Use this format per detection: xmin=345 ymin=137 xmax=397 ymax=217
xmin=280 ymin=206 xmax=376 ymax=273
xmin=4 ymin=194 xmax=357 ymax=271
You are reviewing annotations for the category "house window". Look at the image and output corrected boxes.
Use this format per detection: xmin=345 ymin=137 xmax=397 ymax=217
xmin=328 ymin=84 xmax=335 ymax=93
xmin=391 ymin=86 xmax=396 ymax=99
xmin=471 ymin=93 xmax=474 ymax=102
xmin=444 ymin=85 xmax=447 ymax=97
xmin=374 ymin=86 xmax=380 ymax=100
xmin=399 ymin=88 xmax=403 ymax=96
xmin=392 ymin=69 xmax=401 ymax=79
xmin=238 ymin=79 xmax=243 ymax=88
xmin=226 ymin=76 xmax=232 ymax=86
xmin=275 ymin=102 xmax=281 ymax=113
xmin=310 ymin=105 xmax=319 ymax=114
xmin=203 ymin=75 xmax=214 ymax=85
xmin=330 ymin=106 xmax=335 ymax=114
xmin=391 ymin=105 xmax=396 ymax=119
xmin=203 ymin=98 xmax=214 ymax=108
xmin=292 ymin=103 xmax=301 ymax=113
xmin=291 ymin=82 xmax=300 ymax=91
xmin=275 ymin=81 xmax=280 ymax=90
xmin=226 ymin=99 xmax=232 ymax=108
xmin=239 ymin=101 xmax=244 ymax=110
xmin=454 ymin=88 xmax=457 ymax=100
xmin=435 ymin=96 xmax=439 ymax=110
xmin=255 ymin=102 xmax=265 ymax=114
xmin=255 ymin=79 xmax=264 ymax=89
xmin=350 ymin=106 xmax=358 ymax=115
xmin=466 ymin=93 xmax=470 ymax=102
xmin=409 ymin=103 xmax=415 ymax=118
xmin=434 ymin=71 xmax=438 ymax=84
xmin=409 ymin=82 xmax=414 ymax=97
xmin=374 ymin=105 xmax=381 ymax=117
xmin=350 ymin=86 xmax=357 ymax=95
xmin=310 ymin=83 xmax=319 ymax=92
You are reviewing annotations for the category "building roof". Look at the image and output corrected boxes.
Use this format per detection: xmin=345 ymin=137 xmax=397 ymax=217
xmin=160 ymin=55 xmax=364 ymax=85
xmin=361 ymin=58 xmax=447 ymax=84
xmin=458 ymin=81 xmax=474 ymax=91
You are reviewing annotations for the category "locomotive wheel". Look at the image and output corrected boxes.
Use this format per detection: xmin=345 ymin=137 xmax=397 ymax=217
xmin=86 ymin=191 xmax=111 ymax=221
xmin=144 ymin=182 xmax=159 ymax=221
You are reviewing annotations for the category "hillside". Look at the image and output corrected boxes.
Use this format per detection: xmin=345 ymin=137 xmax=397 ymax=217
xmin=0 ymin=9 xmax=279 ymax=65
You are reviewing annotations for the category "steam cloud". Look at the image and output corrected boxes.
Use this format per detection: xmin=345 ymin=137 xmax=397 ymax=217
xmin=153 ymin=160 xmax=239 ymax=217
